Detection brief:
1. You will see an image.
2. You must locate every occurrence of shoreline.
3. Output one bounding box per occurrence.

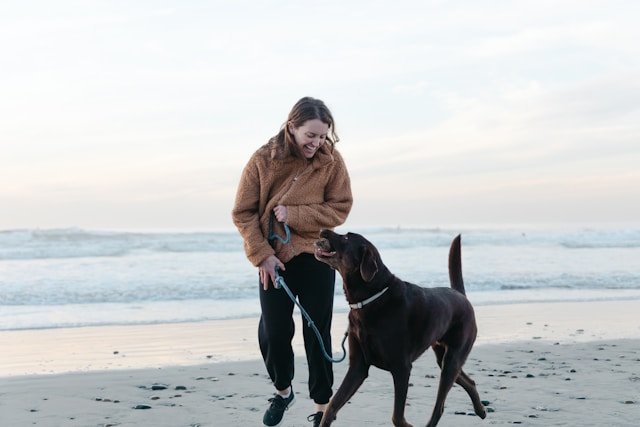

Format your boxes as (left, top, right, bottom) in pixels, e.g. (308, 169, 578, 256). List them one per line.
(1, 299, 639, 378)
(1, 299, 639, 426)
(4, 289, 640, 333)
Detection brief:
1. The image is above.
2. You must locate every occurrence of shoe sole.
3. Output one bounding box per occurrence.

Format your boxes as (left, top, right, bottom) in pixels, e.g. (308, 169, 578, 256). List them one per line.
(263, 395, 295, 427)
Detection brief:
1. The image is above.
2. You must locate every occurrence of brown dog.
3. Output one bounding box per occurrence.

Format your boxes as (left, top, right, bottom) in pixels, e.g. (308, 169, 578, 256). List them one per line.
(314, 230, 486, 427)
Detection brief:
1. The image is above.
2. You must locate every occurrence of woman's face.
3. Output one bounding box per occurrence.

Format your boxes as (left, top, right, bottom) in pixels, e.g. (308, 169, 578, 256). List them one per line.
(289, 119, 329, 159)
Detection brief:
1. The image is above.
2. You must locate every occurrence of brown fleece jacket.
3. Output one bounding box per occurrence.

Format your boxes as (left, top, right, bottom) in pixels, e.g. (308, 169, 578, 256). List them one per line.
(232, 138, 352, 266)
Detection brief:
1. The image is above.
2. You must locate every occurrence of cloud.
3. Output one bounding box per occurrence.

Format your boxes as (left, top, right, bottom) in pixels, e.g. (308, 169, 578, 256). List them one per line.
(468, 22, 609, 58)
(342, 71, 640, 205)
(1, 1, 639, 229)
(392, 81, 430, 96)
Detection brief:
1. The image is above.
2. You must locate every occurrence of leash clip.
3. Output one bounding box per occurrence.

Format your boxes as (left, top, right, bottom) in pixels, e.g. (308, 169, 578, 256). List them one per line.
(274, 274, 284, 289)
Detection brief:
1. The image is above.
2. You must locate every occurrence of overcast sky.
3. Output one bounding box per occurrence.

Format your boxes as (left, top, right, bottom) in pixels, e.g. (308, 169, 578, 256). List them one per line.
(1, 0, 639, 231)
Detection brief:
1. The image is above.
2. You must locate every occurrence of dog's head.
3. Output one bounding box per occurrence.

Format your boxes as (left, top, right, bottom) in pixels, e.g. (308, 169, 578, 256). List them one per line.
(314, 229, 382, 283)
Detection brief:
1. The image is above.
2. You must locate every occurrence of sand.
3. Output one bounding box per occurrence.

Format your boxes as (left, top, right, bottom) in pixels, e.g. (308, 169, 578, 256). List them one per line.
(1, 300, 639, 426)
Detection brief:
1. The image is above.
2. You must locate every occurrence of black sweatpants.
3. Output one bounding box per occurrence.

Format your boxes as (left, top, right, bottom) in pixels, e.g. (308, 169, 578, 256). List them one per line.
(258, 253, 335, 404)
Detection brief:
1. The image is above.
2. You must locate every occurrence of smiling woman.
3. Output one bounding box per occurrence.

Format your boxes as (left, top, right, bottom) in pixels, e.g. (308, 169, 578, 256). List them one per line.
(289, 119, 329, 159)
(231, 96, 353, 426)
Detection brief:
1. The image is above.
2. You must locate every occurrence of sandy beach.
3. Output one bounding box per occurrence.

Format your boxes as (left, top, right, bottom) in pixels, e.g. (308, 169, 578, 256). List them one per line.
(1, 300, 639, 426)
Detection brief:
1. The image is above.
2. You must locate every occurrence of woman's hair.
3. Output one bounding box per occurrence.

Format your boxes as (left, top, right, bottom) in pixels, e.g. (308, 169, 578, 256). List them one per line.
(275, 97, 339, 156)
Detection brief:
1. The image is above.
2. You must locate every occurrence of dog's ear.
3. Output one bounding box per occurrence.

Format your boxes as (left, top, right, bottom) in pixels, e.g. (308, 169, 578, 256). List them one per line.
(360, 245, 378, 282)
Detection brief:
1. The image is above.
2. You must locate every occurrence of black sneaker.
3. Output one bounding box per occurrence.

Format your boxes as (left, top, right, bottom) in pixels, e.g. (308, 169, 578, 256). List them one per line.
(262, 391, 295, 426)
(307, 411, 323, 427)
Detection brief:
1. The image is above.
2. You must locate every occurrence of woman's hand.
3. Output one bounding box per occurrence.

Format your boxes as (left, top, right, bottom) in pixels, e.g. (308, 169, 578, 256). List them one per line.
(259, 255, 286, 290)
(273, 205, 288, 223)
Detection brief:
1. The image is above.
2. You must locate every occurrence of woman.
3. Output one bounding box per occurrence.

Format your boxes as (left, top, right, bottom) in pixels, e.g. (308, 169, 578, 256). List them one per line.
(232, 97, 352, 426)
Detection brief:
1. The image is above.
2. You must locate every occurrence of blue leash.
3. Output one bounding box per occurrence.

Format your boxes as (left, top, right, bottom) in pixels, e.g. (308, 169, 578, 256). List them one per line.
(268, 213, 291, 245)
(268, 214, 347, 364)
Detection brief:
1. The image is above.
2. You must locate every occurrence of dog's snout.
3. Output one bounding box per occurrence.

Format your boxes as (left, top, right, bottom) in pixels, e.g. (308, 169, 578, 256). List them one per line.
(320, 229, 341, 240)
(315, 237, 332, 251)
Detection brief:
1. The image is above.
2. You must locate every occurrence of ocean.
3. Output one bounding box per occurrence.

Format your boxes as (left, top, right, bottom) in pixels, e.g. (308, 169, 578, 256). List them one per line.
(1, 225, 639, 331)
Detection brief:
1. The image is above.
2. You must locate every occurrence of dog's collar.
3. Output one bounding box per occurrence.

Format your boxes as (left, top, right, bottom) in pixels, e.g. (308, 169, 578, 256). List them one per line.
(349, 287, 389, 310)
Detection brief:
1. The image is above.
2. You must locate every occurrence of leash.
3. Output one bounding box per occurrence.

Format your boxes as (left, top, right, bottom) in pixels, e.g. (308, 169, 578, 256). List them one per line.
(268, 213, 347, 363)
(268, 213, 291, 244)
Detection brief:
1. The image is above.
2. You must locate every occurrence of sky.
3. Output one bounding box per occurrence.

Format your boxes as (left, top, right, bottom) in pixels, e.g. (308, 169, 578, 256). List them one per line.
(1, 0, 639, 231)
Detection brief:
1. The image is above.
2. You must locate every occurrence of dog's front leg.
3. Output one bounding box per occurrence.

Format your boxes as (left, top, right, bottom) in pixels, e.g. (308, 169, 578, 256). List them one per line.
(390, 365, 413, 427)
(320, 339, 369, 426)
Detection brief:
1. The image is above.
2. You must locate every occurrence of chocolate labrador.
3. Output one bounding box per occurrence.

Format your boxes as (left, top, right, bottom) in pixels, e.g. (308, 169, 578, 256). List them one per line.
(314, 230, 486, 427)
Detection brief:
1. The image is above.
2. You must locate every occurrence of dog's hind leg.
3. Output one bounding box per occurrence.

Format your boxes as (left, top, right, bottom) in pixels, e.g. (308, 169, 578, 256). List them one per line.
(456, 370, 486, 418)
(431, 342, 446, 368)
(426, 348, 464, 427)
(432, 343, 486, 420)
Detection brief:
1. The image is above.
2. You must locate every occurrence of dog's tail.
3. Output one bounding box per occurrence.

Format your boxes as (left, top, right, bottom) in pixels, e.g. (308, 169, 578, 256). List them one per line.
(448, 234, 466, 295)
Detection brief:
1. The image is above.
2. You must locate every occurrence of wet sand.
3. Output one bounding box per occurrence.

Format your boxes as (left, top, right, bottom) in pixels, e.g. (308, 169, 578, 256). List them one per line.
(1, 300, 639, 426)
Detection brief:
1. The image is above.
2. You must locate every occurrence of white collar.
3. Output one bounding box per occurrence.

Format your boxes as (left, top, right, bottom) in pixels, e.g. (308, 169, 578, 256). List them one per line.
(349, 287, 389, 310)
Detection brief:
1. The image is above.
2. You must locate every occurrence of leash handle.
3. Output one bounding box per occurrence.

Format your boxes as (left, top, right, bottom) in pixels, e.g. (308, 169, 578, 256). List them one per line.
(268, 213, 291, 245)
